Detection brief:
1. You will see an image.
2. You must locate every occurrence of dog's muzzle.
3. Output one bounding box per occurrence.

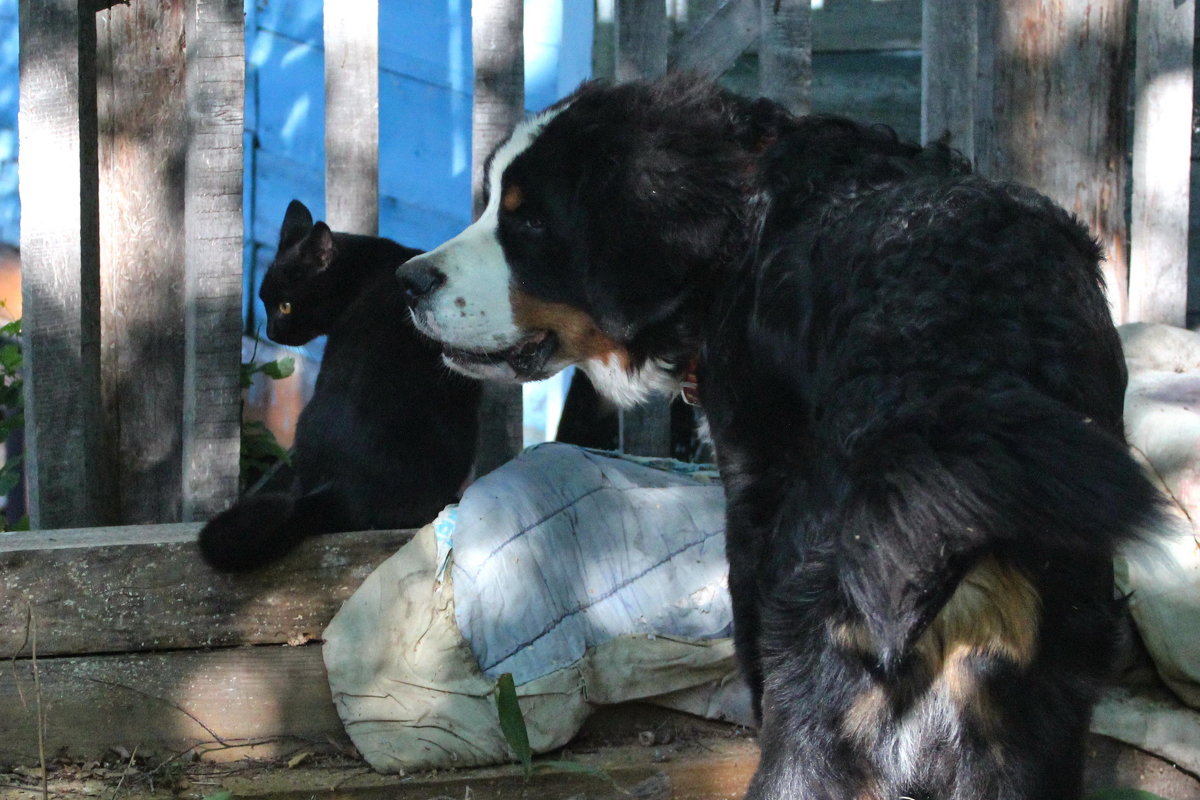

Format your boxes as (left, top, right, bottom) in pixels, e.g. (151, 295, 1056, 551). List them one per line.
(397, 255, 447, 309)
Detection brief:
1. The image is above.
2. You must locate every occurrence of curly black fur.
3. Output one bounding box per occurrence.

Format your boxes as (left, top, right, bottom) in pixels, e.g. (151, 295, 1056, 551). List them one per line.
(432, 76, 1166, 799)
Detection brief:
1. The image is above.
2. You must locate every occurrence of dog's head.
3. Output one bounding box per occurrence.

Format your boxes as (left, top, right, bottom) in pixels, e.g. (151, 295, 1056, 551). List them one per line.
(398, 77, 779, 405)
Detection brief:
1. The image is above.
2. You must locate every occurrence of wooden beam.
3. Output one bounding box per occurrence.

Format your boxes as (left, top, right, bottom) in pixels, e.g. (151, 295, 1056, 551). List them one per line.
(920, 0, 976, 159)
(182, 0, 246, 522)
(97, 0, 189, 522)
(670, 0, 758, 78)
(324, 0, 380, 236)
(759, 0, 812, 115)
(472, 0, 525, 476)
(17, 0, 106, 529)
(1127, 0, 1194, 326)
(612, 0, 672, 457)
(974, 0, 1133, 322)
(0, 645, 347, 764)
(811, 0, 922, 52)
(0, 523, 414, 657)
(616, 0, 668, 81)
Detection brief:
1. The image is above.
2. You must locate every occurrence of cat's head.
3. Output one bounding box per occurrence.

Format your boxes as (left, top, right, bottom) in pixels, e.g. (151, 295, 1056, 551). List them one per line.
(259, 200, 339, 346)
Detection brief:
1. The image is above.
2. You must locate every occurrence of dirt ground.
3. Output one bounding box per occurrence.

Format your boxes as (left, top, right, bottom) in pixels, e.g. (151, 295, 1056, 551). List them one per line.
(1, 704, 1198, 800)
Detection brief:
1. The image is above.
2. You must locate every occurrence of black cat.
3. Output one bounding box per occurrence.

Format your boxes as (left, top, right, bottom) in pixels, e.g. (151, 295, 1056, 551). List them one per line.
(198, 200, 481, 571)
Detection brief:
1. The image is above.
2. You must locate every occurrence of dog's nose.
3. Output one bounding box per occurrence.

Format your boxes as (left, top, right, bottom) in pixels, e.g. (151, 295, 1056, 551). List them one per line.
(397, 258, 447, 306)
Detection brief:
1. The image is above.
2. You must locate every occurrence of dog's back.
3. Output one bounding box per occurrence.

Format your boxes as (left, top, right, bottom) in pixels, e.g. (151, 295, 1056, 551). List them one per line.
(704, 118, 1160, 800)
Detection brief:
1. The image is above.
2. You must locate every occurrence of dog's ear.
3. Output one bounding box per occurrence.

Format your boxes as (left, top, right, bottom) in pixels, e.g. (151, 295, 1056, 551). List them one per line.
(279, 200, 315, 252)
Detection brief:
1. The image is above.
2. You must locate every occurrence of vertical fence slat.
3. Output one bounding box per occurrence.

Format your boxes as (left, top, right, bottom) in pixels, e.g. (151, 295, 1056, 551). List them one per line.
(920, 0, 976, 159)
(17, 0, 105, 528)
(182, 0, 245, 521)
(758, 0, 811, 115)
(96, 1, 189, 523)
(324, 0, 380, 236)
(975, 0, 1132, 322)
(669, 0, 758, 77)
(1128, 0, 1194, 326)
(616, 0, 668, 82)
(613, 0, 671, 457)
(472, 0, 525, 476)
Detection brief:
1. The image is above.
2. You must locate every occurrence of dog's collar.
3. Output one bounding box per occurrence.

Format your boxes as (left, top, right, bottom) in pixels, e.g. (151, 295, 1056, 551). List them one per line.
(679, 358, 701, 407)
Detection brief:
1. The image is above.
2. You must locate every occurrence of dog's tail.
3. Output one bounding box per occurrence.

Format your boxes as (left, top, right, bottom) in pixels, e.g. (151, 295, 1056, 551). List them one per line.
(197, 484, 347, 572)
(833, 388, 1167, 673)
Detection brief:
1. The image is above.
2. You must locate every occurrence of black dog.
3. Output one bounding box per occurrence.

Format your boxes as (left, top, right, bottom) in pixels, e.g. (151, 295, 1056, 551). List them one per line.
(199, 201, 480, 571)
(397, 77, 1162, 799)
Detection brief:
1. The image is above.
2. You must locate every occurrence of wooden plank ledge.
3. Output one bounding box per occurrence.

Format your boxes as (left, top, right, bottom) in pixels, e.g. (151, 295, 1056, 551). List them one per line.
(1, 524, 415, 657)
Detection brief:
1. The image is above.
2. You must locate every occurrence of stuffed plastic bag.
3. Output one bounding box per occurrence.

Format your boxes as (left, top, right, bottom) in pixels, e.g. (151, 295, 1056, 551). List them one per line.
(322, 444, 752, 772)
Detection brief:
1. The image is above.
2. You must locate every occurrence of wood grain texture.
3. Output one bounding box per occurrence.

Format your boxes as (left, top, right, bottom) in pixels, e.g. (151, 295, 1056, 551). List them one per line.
(0, 524, 414, 657)
(324, 0, 380, 236)
(670, 0, 758, 78)
(17, 0, 106, 529)
(471, 0, 525, 476)
(0, 645, 347, 764)
(617, 0, 668, 81)
(1127, 0, 1194, 326)
(97, 0, 188, 523)
(183, 0, 246, 521)
(974, 0, 1133, 321)
(759, 0, 811, 115)
(810, 0, 921, 52)
(920, 0, 976, 157)
(613, 0, 672, 458)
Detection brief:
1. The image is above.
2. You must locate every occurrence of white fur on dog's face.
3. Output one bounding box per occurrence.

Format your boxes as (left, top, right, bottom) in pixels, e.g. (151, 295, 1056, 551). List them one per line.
(402, 109, 562, 382)
(400, 104, 684, 406)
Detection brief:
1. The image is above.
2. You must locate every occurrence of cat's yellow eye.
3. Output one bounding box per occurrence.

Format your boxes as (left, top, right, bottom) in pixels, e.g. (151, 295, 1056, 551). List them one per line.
(279, 301, 292, 315)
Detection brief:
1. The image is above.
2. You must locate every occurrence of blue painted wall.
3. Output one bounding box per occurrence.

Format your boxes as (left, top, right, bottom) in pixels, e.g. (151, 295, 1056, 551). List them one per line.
(0, 0, 592, 305)
(243, 0, 594, 338)
(0, 0, 16, 247)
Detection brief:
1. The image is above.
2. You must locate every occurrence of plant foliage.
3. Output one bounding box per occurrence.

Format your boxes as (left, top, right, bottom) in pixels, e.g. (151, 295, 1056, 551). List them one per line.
(239, 355, 295, 491)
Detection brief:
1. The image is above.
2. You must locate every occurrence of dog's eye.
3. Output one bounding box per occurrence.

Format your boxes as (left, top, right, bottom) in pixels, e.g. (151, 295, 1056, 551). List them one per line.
(521, 216, 545, 233)
(279, 301, 292, 315)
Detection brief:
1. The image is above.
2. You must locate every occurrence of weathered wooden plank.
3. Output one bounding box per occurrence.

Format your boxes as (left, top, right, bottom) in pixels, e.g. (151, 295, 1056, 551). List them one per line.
(811, 0, 922, 52)
(17, 0, 106, 529)
(974, 0, 1133, 322)
(759, 0, 811, 115)
(324, 0, 380, 236)
(1127, 0, 1194, 326)
(670, 0, 758, 78)
(472, 0, 525, 476)
(183, 0, 246, 522)
(0, 645, 347, 764)
(97, 0, 189, 523)
(616, 0, 668, 81)
(0, 524, 414, 657)
(611, 0, 673, 458)
(920, 0, 976, 158)
(619, 400, 671, 458)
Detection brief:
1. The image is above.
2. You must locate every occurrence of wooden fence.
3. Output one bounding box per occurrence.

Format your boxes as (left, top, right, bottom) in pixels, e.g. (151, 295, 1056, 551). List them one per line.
(5, 0, 1195, 762)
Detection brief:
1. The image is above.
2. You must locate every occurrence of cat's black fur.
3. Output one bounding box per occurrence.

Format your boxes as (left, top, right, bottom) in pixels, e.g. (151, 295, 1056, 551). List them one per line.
(198, 200, 481, 571)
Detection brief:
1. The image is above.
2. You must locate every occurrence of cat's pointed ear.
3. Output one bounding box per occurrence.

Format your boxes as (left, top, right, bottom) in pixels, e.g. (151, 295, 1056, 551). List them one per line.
(303, 222, 335, 272)
(279, 200, 315, 251)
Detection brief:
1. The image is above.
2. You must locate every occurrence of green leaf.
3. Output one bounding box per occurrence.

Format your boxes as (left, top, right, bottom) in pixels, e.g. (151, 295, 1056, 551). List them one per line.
(0, 342, 21, 372)
(1086, 790, 1171, 800)
(495, 673, 533, 777)
(0, 318, 22, 337)
(260, 356, 295, 380)
(0, 459, 23, 495)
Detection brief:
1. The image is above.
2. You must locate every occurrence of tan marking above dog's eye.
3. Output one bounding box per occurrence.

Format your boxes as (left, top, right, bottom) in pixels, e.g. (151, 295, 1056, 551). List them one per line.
(279, 301, 292, 315)
(502, 184, 524, 212)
